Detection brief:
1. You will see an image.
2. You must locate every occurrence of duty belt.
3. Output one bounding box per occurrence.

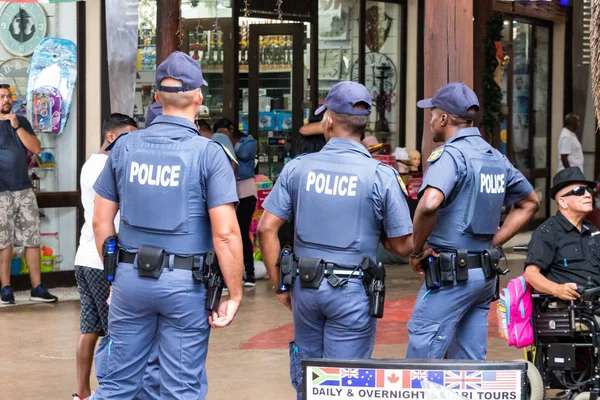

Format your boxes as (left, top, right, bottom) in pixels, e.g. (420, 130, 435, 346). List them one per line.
(322, 263, 363, 279)
(119, 250, 202, 271)
(437, 253, 483, 269)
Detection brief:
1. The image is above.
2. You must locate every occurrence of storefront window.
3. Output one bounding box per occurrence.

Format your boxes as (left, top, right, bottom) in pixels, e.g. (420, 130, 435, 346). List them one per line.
(502, 17, 553, 221)
(317, 0, 358, 104)
(0, 1, 80, 273)
(511, 21, 532, 170)
(237, 16, 310, 182)
(0, 1, 80, 193)
(136, 0, 157, 127)
(182, 1, 232, 123)
(136, 1, 235, 127)
(364, 1, 403, 148)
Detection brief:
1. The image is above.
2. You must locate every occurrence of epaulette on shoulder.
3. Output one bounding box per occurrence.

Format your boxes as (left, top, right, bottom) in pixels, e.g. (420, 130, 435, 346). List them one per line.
(212, 141, 239, 165)
(539, 222, 553, 234)
(427, 146, 445, 163)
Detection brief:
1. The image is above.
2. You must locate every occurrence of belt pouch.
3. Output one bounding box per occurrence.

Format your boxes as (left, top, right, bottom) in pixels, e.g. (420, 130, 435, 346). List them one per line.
(298, 258, 325, 289)
(440, 253, 455, 284)
(137, 245, 165, 279)
(480, 251, 495, 279)
(423, 257, 441, 290)
(455, 249, 469, 282)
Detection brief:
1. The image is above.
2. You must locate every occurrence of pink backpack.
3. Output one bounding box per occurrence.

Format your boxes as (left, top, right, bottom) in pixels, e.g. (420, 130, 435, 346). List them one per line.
(497, 275, 534, 348)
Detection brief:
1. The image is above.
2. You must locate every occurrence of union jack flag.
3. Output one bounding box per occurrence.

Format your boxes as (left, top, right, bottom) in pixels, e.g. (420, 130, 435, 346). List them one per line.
(445, 371, 482, 390)
(341, 369, 360, 379)
(411, 371, 428, 381)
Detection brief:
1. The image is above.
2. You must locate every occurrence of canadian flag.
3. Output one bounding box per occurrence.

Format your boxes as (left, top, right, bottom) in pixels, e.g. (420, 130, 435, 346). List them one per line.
(374, 369, 405, 388)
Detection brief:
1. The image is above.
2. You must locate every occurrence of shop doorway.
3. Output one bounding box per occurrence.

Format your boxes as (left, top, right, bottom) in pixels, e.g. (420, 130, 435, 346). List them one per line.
(247, 23, 306, 182)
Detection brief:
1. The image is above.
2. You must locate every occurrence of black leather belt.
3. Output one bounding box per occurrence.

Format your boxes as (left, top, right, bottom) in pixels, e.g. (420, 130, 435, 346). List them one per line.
(464, 255, 483, 269)
(119, 250, 202, 271)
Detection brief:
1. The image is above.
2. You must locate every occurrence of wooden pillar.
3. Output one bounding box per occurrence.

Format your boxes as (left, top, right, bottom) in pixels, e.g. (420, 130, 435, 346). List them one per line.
(421, 0, 474, 167)
(156, 0, 181, 66)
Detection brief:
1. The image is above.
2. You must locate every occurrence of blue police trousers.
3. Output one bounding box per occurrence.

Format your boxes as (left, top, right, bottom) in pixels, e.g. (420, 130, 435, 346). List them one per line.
(289, 279, 377, 400)
(95, 335, 160, 399)
(94, 264, 211, 400)
(406, 268, 496, 360)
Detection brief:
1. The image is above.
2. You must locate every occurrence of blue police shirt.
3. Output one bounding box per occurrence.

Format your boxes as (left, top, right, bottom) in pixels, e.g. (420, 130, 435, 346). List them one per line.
(94, 115, 239, 254)
(264, 138, 412, 266)
(419, 127, 533, 251)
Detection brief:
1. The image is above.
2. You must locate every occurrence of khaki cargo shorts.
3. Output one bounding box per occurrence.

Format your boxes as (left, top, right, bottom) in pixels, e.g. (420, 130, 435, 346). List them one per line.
(0, 188, 40, 249)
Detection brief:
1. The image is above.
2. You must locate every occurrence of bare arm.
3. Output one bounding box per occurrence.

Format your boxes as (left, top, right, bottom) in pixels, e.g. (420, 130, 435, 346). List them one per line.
(208, 203, 244, 328)
(382, 235, 413, 257)
(560, 154, 570, 169)
(209, 203, 243, 302)
(92, 195, 119, 259)
(257, 211, 291, 310)
(524, 265, 579, 300)
(257, 212, 286, 288)
(412, 187, 444, 254)
(17, 127, 41, 155)
(492, 191, 539, 247)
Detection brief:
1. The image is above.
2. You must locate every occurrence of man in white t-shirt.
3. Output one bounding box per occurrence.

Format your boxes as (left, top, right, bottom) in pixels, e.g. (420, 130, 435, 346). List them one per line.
(73, 114, 137, 400)
(558, 113, 584, 171)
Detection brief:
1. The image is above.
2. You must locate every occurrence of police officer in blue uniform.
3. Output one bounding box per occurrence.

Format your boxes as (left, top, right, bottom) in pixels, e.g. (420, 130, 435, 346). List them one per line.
(257, 81, 413, 399)
(92, 51, 244, 399)
(406, 82, 539, 360)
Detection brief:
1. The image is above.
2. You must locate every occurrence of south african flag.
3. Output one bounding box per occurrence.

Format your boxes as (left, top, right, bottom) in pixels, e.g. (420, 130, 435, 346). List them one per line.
(312, 367, 341, 386)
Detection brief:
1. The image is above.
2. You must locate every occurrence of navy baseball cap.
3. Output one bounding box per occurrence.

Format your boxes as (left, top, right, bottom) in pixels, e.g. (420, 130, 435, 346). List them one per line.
(315, 81, 372, 116)
(155, 51, 208, 93)
(417, 82, 479, 119)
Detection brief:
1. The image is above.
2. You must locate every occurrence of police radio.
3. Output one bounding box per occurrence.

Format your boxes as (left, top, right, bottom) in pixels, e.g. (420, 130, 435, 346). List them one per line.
(102, 236, 119, 283)
(278, 246, 295, 292)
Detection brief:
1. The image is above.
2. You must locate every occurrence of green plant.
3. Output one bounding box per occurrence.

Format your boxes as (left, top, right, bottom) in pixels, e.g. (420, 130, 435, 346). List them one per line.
(482, 13, 504, 139)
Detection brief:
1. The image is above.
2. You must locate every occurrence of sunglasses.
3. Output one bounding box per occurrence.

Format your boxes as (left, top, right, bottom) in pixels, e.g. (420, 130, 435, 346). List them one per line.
(560, 186, 593, 198)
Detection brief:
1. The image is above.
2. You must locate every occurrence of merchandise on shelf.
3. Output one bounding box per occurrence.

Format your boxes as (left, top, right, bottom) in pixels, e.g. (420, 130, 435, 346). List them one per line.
(27, 38, 78, 135)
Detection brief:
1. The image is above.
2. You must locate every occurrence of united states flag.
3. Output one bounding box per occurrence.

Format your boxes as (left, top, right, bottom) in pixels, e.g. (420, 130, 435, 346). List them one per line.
(481, 371, 518, 390)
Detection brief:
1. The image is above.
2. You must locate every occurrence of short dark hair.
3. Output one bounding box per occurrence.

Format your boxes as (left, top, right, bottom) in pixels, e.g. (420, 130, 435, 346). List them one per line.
(329, 102, 370, 137)
(0, 84, 10, 90)
(196, 119, 211, 132)
(101, 113, 137, 142)
(565, 113, 579, 127)
(297, 134, 326, 154)
(213, 117, 235, 133)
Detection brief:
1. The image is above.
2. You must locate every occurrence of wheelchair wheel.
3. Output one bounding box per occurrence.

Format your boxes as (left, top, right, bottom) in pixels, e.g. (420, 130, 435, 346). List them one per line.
(573, 392, 591, 400)
(524, 360, 544, 400)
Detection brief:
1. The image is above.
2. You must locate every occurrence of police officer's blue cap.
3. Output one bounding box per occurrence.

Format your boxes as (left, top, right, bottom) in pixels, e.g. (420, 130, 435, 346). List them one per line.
(417, 82, 479, 119)
(315, 81, 372, 116)
(155, 51, 208, 93)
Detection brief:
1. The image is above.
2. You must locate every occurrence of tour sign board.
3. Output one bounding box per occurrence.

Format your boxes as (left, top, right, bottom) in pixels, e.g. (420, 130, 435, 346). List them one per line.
(303, 359, 527, 400)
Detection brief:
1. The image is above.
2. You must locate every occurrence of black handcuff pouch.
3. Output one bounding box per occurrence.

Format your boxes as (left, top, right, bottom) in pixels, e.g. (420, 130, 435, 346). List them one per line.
(440, 253, 455, 284)
(137, 245, 164, 279)
(298, 258, 324, 289)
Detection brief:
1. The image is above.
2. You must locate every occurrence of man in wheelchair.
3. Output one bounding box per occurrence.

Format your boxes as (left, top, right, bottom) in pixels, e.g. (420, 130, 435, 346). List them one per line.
(522, 167, 600, 398)
(524, 167, 599, 299)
